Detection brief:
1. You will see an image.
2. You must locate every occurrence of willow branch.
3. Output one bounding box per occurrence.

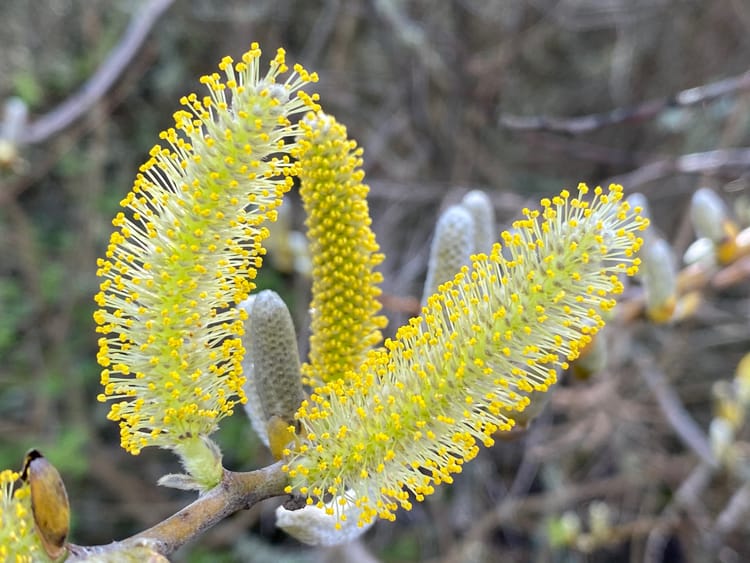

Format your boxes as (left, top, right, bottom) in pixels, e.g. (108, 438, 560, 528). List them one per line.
(67, 462, 288, 559)
(19, 0, 175, 145)
(500, 69, 750, 134)
(607, 147, 750, 188)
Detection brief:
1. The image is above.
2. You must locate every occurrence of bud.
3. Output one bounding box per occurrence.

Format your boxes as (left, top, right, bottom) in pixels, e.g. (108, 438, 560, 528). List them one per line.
(22, 450, 69, 560)
(690, 188, 739, 264)
(1, 97, 28, 143)
(709, 417, 735, 464)
(560, 511, 582, 544)
(587, 501, 611, 542)
(238, 295, 268, 448)
(0, 97, 28, 170)
(683, 237, 717, 269)
(639, 237, 677, 323)
(422, 205, 475, 306)
(712, 380, 744, 430)
(461, 189, 496, 254)
(248, 290, 305, 459)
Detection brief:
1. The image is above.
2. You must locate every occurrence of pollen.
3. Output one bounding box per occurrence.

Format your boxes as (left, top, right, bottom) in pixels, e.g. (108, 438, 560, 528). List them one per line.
(93, 44, 319, 455)
(283, 183, 647, 527)
(295, 112, 387, 386)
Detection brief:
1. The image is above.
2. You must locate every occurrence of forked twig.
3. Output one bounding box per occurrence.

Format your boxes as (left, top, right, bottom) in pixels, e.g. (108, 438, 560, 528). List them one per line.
(19, 0, 175, 145)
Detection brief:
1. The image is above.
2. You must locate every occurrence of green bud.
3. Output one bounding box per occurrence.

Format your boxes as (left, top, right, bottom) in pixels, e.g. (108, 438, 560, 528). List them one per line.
(275, 491, 374, 546)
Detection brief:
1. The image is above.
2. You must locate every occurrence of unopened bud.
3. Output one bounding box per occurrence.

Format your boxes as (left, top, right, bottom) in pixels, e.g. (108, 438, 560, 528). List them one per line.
(461, 189, 496, 254)
(712, 380, 744, 430)
(249, 290, 305, 459)
(422, 205, 475, 306)
(560, 511, 582, 544)
(640, 237, 677, 323)
(0, 98, 28, 170)
(588, 501, 611, 541)
(22, 450, 69, 560)
(690, 188, 739, 264)
(1, 98, 28, 142)
(275, 491, 375, 546)
(691, 188, 728, 241)
(709, 416, 735, 463)
(239, 295, 269, 448)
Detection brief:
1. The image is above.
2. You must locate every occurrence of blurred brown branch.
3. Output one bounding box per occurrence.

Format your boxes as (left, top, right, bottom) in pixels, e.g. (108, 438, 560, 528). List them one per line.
(500, 69, 750, 135)
(608, 148, 750, 188)
(18, 0, 174, 145)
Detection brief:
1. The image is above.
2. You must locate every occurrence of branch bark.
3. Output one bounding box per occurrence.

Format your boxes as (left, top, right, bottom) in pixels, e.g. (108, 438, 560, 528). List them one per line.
(19, 0, 175, 146)
(67, 462, 288, 559)
(500, 69, 750, 134)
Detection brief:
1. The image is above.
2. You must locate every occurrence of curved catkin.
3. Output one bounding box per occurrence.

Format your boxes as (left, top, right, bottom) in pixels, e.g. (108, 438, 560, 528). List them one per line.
(283, 184, 648, 527)
(421, 205, 476, 307)
(93, 44, 319, 456)
(295, 111, 387, 386)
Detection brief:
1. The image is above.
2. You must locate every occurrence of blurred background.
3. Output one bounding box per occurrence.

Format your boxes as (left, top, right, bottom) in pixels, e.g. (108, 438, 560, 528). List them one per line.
(2, 1, 750, 561)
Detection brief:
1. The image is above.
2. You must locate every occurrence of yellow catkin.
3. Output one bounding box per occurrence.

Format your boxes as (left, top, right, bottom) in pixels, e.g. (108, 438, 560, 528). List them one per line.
(295, 112, 387, 385)
(283, 184, 648, 527)
(93, 44, 319, 455)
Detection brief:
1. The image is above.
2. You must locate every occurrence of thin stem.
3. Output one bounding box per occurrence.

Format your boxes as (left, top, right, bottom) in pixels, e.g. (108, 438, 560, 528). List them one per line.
(20, 0, 175, 145)
(500, 69, 750, 134)
(67, 462, 288, 559)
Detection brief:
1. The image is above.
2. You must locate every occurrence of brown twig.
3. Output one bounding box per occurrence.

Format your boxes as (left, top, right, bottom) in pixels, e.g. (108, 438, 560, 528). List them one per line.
(18, 0, 175, 146)
(500, 69, 750, 134)
(67, 462, 288, 559)
(607, 148, 750, 189)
